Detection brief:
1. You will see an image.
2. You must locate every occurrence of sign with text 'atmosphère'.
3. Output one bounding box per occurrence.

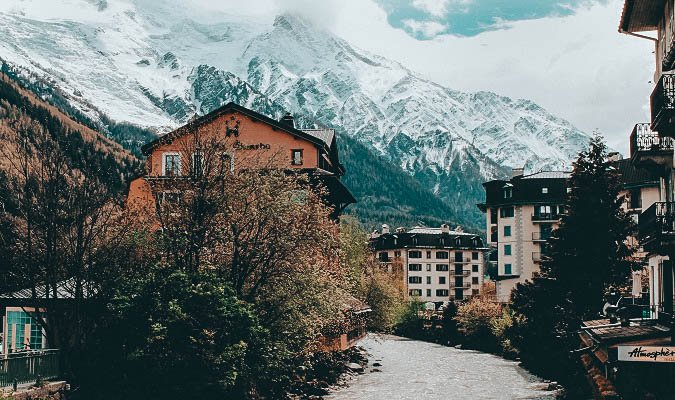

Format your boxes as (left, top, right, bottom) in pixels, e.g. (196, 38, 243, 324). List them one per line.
(617, 346, 675, 362)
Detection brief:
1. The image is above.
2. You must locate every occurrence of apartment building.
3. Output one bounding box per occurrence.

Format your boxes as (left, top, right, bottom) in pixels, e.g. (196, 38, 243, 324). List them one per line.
(370, 225, 487, 304)
(575, 3, 675, 396)
(620, 0, 675, 326)
(478, 170, 569, 303)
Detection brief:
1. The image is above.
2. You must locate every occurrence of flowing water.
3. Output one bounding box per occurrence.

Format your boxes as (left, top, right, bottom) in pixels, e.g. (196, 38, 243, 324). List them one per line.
(327, 335, 562, 400)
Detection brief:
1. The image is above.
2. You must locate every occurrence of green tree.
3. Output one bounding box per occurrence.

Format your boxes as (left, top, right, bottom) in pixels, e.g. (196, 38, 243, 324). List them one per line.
(542, 133, 635, 323)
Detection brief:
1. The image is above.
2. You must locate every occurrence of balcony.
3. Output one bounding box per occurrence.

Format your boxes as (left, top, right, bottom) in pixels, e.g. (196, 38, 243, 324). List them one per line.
(532, 232, 551, 242)
(651, 74, 675, 138)
(629, 123, 674, 167)
(453, 270, 471, 277)
(531, 213, 562, 222)
(0, 349, 60, 387)
(638, 202, 675, 254)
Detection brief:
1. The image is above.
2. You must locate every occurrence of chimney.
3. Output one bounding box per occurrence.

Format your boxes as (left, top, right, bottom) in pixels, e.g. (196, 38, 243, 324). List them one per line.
(395, 227, 407, 233)
(511, 167, 524, 178)
(280, 112, 295, 128)
(454, 226, 463, 233)
(381, 224, 390, 234)
(441, 224, 450, 234)
(370, 229, 381, 239)
(607, 152, 622, 162)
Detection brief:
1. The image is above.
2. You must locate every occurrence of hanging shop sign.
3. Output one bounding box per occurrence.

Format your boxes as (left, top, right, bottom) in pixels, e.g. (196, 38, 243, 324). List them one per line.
(617, 346, 675, 363)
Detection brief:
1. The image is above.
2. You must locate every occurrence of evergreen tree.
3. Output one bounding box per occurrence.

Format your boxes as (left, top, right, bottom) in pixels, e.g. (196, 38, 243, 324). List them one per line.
(543, 132, 635, 323)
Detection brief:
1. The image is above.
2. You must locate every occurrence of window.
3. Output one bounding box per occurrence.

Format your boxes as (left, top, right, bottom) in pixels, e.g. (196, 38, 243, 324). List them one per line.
(472, 289, 480, 296)
(409, 289, 422, 297)
(454, 264, 463, 274)
(504, 263, 512, 275)
(436, 264, 449, 272)
(408, 264, 422, 271)
(629, 189, 642, 209)
(426, 264, 432, 271)
(504, 244, 512, 256)
(408, 276, 422, 284)
(436, 251, 449, 259)
(542, 187, 549, 194)
(455, 289, 464, 300)
(291, 149, 303, 165)
(163, 153, 180, 176)
(504, 186, 513, 199)
(6, 311, 43, 352)
(409, 251, 422, 258)
(472, 265, 479, 273)
(191, 151, 203, 177)
(394, 251, 401, 258)
(472, 251, 479, 260)
(426, 251, 432, 258)
(378, 252, 389, 262)
(426, 276, 431, 284)
(439, 276, 446, 284)
(454, 252, 464, 262)
(436, 289, 449, 297)
(221, 152, 234, 172)
(159, 191, 182, 206)
(504, 226, 512, 237)
(500, 207, 514, 218)
(472, 277, 479, 285)
(426, 289, 432, 297)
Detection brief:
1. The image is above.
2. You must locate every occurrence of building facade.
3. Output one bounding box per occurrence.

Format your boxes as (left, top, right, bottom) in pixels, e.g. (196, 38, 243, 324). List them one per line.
(621, 0, 675, 328)
(126, 102, 355, 219)
(370, 225, 487, 304)
(478, 170, 570, 303)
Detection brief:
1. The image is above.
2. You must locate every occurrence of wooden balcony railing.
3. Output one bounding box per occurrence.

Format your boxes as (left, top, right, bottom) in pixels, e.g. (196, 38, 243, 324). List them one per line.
(651, 74, 675, 138)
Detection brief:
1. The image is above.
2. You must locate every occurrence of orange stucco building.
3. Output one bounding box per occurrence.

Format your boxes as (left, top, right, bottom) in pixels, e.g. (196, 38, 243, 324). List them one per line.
(126, 102, 355, 218)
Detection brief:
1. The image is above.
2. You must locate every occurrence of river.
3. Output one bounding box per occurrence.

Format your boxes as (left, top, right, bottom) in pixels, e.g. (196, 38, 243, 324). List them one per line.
(327, 335, 562, 400)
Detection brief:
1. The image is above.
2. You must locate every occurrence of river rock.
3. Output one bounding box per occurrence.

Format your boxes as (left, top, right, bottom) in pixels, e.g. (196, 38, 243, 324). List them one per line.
(372, 362, 382, 367)
(454, 344, 462, 349)
(345, 362, 364, 373)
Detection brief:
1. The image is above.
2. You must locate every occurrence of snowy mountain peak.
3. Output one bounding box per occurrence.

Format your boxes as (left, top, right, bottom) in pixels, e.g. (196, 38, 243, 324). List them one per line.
(0, 1, 591, 225)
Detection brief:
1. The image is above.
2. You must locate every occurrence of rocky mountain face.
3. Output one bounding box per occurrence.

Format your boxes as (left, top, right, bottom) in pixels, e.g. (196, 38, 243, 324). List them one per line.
(0, 0, 591, 228)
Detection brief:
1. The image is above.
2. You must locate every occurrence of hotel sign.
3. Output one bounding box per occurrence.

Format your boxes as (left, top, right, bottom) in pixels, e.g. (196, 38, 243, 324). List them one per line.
(233, 140, 271, 150)
(617, 346, 675, 363)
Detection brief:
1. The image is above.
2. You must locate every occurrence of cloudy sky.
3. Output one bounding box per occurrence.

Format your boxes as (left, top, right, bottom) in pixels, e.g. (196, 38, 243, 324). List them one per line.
(200, 0, 654, 154)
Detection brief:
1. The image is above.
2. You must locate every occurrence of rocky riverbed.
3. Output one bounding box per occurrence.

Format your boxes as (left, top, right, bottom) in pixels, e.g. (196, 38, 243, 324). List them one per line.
(327, 334, 563, 400)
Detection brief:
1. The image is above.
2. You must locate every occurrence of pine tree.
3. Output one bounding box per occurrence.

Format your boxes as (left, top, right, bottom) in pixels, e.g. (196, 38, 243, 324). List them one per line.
(542, 132, 636, 323)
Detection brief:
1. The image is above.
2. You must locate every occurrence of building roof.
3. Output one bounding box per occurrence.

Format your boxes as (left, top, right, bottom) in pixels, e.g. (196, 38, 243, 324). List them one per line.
(612, 158, 660, 188)
(407, 227, 474, 236)
(520, 171, 572, 180)
(480, 170, 569, 209)
(141, 102, 332, 156)
(0, 278, 97, 302)
(371, 228, 486, 251)
(619, 0, 664, 33)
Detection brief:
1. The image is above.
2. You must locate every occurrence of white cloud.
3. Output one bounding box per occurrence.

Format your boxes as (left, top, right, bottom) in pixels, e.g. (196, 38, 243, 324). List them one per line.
(325, 0, 652, 155)
(411, 0, 472, 17)
(402, 19, 448, 38)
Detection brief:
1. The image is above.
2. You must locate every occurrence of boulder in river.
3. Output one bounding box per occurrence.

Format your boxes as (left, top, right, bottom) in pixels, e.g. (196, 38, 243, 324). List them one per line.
(344, 362, 364, 373)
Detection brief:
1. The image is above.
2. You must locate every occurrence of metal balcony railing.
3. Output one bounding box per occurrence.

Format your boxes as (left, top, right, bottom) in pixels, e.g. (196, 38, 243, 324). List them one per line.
(453, 270, 471, 277)
(638, 202, 675, 252)
(651, 74, 675, 137)
(531, 213, 562, 222)
(0, 349, 59, 387)
(630, 123, 674, 157)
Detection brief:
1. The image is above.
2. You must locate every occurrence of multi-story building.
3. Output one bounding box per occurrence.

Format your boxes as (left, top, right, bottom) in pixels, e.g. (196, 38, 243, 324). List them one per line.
(478, 169, 569, 303)
(126, 102, 355, 219)
(620, 0, 675, 327)
(370, 225, 487, 304)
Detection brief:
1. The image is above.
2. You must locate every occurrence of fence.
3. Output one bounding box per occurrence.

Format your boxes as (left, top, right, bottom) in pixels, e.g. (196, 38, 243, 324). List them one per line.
(0, 349, 59, 387)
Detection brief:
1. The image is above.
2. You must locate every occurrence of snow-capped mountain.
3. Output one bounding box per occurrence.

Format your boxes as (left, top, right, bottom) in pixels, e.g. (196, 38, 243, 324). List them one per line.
(0, 0, 591, 227)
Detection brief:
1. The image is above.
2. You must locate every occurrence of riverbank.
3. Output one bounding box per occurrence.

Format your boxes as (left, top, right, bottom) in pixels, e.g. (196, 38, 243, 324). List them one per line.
(327, 334, 562, 400)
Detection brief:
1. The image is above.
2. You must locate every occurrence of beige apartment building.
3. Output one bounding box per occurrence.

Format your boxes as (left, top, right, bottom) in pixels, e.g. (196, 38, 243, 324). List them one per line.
(478, 170, 569, 303)
(370, 225, 487, 304)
